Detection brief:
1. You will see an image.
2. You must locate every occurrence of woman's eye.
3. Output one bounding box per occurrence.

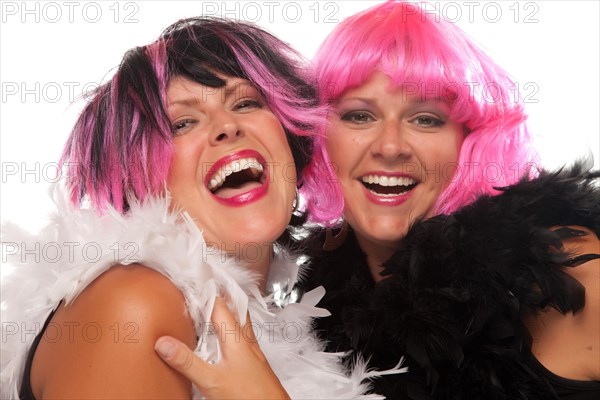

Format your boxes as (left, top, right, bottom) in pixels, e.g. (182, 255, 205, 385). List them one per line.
(340, 111, 374, 124)
(410, 115, 444, 128)
(234, 99, 262, 111)
(171, 118, 197, 136)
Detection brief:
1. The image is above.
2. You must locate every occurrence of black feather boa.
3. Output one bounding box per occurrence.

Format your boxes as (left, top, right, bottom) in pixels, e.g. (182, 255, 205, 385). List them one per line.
(299, 165, 600, 399)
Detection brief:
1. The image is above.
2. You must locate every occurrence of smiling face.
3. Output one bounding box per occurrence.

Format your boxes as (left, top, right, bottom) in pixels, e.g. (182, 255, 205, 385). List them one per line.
(326, 72, 464, 262)
(166, 76, 296, 263)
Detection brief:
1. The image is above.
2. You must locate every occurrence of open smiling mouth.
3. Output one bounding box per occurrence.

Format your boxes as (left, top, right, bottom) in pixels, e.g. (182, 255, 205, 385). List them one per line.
(208, 158, 265, 197)
(205, 151, 269, 206)
(360, 175, 418, 197)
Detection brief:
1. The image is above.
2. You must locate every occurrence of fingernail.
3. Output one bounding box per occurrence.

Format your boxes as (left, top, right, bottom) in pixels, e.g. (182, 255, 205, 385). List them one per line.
(155, 337, 176, 358)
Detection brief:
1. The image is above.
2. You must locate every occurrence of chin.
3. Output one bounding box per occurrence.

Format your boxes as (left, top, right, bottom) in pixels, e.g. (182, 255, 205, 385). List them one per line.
(366, 223, 411, 245)
(235, 216, 289, 244)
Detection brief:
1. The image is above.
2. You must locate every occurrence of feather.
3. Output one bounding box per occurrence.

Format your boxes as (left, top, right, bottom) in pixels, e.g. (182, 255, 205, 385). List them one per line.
(1, 186, 397, 399)
(300, 163, 600, 399)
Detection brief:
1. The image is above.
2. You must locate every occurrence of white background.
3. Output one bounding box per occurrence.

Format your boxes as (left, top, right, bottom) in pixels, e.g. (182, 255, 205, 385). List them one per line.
(1, 0, 599, 234)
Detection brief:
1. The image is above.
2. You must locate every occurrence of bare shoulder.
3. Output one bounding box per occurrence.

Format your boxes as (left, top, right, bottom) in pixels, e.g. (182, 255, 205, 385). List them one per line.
(528, 226, 599, 380)
(560, 226, 600, 281)
(31, 264, 197, 399)
(560, 226, 599, 334)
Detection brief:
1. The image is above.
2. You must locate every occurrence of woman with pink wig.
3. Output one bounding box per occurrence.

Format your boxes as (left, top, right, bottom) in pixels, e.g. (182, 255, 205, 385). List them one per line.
(299, 1, 600, 399)
(1, 17, 382, 400)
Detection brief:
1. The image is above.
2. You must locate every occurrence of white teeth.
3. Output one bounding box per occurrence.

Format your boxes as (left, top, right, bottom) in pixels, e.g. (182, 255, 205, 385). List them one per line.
(367, 190, 400, 197)
(208, 157, 264, 191)
(360, 175, 416, 187)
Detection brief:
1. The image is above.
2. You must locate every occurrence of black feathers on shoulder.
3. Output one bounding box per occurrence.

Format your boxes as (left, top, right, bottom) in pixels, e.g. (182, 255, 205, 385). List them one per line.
(302, 164, 600, 399)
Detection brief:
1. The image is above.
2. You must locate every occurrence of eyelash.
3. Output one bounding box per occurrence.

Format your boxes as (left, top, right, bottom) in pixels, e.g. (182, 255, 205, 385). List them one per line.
(171, 118, 197, 136)
(409, 115, 445, 128)
(340, 111, 445, 129)
(340, 111, 375, 124)
(170, 98, 264, 136)
(234, 98, 262, 111)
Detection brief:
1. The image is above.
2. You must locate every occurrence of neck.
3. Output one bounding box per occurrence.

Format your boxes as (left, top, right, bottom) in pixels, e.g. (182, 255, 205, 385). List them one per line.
(235, 242, 273, 293)
(355, 235, 397, 283)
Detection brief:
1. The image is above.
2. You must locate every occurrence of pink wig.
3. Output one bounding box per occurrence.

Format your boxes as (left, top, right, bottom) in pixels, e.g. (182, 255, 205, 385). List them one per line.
(302, 0, 539, 224)
(60, 18, 322, 213)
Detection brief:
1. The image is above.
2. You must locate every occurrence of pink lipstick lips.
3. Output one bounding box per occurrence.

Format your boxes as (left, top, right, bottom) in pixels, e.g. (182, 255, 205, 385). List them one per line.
(359, 171, 418, 206)
(205, 149, 269, 207)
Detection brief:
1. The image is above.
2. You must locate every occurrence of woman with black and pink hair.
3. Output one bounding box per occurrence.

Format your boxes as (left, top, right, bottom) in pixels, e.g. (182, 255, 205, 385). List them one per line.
(0, 17, 384, 400)
(298, 1, 600, 399)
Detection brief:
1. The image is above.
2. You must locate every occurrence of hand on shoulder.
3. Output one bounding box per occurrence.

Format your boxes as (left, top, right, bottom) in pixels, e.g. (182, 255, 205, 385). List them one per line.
(154, 298, 290, 400)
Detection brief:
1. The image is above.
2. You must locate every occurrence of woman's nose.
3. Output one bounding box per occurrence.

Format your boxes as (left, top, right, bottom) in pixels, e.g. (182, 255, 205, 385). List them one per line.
(370, 120, 412, 160)
(208, 112, 243, 146)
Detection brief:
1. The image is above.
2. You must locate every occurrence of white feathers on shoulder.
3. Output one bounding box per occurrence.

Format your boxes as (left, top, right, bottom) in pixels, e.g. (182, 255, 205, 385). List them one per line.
(1, 188, 398, 399)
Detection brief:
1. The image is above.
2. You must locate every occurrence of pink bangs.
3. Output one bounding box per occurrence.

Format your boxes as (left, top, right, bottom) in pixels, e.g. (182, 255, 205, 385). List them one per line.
(303, 0, 538, 224)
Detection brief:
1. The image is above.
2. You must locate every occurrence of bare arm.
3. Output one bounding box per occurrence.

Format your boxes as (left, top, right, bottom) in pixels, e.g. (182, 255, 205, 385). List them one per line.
(30, 264, 197, 399)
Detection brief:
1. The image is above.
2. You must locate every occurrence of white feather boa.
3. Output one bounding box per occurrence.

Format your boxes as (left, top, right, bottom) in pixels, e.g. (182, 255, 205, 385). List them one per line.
(1, 190, 400, 399)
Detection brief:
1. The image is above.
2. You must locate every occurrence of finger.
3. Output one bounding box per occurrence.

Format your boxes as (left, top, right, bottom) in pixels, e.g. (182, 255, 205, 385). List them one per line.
(155, 336, 210, 387)
(242, 310, 258, 344)
(211, 298, 242, 349)
(241, 311, 267, 361)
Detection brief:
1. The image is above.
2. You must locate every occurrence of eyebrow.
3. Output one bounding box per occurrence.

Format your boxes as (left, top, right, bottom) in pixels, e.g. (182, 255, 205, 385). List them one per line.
(168, 81, 255, 108)
(337, 96, 444, 106)
(168, 97, 201, 108)
(224, 81, 253, 95)
(335, 97, 377, 106)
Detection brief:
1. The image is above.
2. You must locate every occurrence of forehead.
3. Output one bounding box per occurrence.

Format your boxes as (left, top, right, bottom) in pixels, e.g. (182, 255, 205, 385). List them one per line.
(336, 72, 394, 98)
(336, 72, 448, 107)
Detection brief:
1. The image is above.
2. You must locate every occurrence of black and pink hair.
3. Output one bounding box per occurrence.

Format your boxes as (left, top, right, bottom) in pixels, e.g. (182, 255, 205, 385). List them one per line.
(60, 17, 322, 213)
(302, 1, 539, 224)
